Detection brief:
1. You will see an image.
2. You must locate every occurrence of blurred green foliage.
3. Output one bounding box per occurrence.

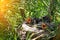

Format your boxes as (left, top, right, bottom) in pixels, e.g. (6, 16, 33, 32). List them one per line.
(25, 0, 50, 18)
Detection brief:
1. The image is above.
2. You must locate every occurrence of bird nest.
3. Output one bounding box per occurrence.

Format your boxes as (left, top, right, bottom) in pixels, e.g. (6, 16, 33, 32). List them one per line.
(19, 16, 58, 40)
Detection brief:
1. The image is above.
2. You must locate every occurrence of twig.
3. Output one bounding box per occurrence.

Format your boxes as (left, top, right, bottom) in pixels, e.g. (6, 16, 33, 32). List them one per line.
(32, 34, 45, 40)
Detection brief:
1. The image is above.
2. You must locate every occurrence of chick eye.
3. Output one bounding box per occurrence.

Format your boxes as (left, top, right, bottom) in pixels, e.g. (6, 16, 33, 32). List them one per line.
(42, 24, 46, 27)
(42, 23, 47, 29)
(25, 17, 31, 24)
